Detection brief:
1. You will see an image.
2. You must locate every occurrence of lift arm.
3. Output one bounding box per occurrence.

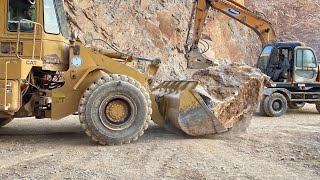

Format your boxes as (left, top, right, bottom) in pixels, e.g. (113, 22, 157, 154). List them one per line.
(185, 0, 276, 69)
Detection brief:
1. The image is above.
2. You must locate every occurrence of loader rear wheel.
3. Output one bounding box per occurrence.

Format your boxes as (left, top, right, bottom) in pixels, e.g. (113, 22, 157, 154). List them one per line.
(0, 118, 13, 127)
(79, 74, 151, 145)
(288, 102, 305, 109)
(263, 93, 287, 117)
(316, 103, 320, 113)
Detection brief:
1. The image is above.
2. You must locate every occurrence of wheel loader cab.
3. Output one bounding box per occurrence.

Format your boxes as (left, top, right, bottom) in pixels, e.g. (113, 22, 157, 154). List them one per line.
(257, 42, 319, 84)
(1, 0, 70, 70)
(8, 1, 36, 32)
(0, 0, 71, 115)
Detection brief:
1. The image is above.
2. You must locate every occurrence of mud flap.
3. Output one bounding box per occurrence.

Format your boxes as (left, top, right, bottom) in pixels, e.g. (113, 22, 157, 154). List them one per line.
(152, 81, 227, 136)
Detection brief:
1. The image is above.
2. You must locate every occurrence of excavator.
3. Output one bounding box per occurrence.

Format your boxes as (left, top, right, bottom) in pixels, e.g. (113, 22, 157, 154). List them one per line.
(185, 0, 320, 117)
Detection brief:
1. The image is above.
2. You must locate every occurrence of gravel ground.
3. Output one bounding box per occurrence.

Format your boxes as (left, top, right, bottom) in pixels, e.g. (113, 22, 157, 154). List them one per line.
(0, 104, 319, 179)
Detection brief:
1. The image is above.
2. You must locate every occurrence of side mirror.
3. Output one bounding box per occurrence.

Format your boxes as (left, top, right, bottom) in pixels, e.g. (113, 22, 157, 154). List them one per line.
(71, 31, 79, 41)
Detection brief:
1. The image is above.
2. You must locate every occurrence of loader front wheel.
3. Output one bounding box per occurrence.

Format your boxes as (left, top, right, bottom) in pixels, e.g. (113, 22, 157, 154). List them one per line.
(0, 118, 13, 127)
(79, 74, 151, 145)
(263, 93, 287, 117)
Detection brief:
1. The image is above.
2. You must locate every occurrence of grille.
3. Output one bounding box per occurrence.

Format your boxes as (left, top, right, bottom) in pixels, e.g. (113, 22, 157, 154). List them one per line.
(0, 42, 23, 56)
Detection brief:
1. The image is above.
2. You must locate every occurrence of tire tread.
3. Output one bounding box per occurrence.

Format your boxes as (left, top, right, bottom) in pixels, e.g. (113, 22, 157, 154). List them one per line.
(79, 74, 151, 145)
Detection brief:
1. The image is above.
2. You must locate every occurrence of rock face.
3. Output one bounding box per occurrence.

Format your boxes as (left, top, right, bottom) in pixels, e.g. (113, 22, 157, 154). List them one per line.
(64, 0, 260, 82)
(64, 0, 319, 75)
(246, 0, 320, 59)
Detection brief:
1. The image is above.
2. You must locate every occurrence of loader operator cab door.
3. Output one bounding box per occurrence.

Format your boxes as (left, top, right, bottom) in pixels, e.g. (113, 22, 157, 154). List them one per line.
(5, 0, 70, 72)
(7, 0, 69, 37)
(293, 47, 318, 83)
(8, 0, 37, 32)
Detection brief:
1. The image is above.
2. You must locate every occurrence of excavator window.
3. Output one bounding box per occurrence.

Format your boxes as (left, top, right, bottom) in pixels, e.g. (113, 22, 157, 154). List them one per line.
(257, 45, 272, 73)
(7, 0, 36, 32)
(296, 49, 317, 68)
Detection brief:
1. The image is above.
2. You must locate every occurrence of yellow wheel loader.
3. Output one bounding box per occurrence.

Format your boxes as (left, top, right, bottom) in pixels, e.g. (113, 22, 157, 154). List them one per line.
(0, 0, 228, 145)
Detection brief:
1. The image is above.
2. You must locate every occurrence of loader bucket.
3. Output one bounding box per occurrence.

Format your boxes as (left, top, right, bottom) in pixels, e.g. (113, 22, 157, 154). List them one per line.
(152, 81, 227, 136)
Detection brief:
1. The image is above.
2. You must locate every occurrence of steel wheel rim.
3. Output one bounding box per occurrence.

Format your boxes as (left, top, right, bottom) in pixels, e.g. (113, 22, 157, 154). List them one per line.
(98, 94, 137, 130)
(272, 100, 283, 112)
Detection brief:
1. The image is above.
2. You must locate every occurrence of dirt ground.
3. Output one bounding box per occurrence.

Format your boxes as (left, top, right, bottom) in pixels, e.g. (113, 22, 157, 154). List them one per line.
(0, 104, 319, 180)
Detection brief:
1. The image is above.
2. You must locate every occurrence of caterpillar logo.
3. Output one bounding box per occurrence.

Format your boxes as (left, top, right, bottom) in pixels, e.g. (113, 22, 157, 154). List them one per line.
(26, 60, 37, 65)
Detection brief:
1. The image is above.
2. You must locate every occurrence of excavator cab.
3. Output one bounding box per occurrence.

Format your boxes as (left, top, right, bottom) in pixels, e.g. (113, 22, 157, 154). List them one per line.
(257, 42, 320, 117)
(257, 42, 319, 84)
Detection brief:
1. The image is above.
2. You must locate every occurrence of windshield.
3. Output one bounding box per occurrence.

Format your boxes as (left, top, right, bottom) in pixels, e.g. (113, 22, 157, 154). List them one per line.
(44, 0, 60, 34)
(7, 0, 37, 32)
(257, 46, 273, 73)
(43, 0, 69, 38)
(55, 0, 69, 38)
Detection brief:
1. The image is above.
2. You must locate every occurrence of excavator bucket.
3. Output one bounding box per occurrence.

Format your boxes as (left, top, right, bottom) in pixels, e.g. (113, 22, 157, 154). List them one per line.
(152, 81, 227, 136)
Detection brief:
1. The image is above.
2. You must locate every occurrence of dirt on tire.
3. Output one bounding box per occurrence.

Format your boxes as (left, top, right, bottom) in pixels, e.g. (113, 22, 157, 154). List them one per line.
(79, 74, 151, 145)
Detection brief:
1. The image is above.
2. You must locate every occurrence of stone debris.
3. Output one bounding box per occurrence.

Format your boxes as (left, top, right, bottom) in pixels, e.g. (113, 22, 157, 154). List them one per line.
(190, 63, 269, 129)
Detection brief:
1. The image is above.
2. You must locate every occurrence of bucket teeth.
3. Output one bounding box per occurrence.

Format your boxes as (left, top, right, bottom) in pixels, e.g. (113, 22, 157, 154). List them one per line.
(152, 81, 227, 136)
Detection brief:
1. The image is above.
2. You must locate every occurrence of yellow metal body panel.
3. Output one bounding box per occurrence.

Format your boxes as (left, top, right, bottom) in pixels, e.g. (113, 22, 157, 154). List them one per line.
(0, 80, 21, 113)
(50, 42, 152, 120)
(0, 0, 69, 80)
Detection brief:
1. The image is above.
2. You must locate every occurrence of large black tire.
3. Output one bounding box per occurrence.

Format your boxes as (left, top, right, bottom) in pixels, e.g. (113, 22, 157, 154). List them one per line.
(258, 96, 267, 116)
(0, 118, 13, 127)
(316, 103, 320, 113)
(79, 74, 151, 145)
(263, 93, 288, 117)
(288, 102, 306, 109)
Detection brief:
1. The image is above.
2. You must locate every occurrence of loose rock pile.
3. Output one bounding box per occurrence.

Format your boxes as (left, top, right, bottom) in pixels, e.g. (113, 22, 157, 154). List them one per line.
(191, 63, 269, 129)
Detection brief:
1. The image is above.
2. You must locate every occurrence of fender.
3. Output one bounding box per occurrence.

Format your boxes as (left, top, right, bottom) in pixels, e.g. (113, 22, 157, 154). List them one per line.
(264, 87, 291, 99)
(73, 66, 106, 91)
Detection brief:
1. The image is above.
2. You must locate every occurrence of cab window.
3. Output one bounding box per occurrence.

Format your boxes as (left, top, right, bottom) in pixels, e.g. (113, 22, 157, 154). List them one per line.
(257, 45, 272, 73)
(44, 0, 60, 34)
(296, 49, 317, 68)
(7, 0, 36, 32)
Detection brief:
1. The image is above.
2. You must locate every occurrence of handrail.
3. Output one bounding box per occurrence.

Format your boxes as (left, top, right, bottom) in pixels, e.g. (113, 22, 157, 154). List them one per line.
(0, 61, 17, 110)
(16, 19, 44, 60)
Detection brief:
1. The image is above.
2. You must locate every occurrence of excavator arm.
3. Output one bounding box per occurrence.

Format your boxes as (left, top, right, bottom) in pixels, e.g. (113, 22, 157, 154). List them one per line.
(185, 0, 276, 69)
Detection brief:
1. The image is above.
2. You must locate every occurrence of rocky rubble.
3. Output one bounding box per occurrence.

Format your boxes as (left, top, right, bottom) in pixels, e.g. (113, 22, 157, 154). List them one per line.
(190, 63, 268, 129)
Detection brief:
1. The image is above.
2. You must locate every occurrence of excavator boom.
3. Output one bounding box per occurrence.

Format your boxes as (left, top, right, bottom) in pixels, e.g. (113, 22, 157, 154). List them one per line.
(185, 0, 276, 69)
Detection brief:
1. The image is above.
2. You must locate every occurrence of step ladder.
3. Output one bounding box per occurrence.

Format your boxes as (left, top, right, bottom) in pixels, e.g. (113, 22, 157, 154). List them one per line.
(0, 61, 17, 111)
